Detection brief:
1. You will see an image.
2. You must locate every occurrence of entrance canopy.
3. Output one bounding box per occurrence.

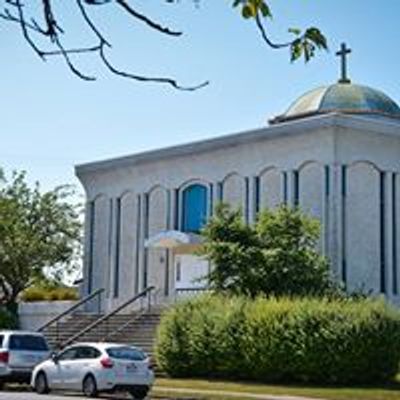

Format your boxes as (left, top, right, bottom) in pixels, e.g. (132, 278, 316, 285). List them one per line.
(145, 230, 203, 254)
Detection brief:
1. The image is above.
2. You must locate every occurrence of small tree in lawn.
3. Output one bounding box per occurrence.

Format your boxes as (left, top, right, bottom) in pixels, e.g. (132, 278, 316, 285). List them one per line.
(201, 203, 334, 297)
(0, 169, 82, 312)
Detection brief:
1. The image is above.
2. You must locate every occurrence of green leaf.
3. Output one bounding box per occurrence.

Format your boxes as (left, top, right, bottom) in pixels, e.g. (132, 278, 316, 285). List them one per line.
(242, 4, 255, 19)
(290, 39, 302, 62)
(259, 2, 272, 18)
(288, 27, 301, 36)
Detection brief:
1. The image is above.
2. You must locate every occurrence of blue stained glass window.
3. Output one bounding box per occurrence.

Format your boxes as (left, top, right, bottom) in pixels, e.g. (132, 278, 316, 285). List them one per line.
(182, 184, 208, 233)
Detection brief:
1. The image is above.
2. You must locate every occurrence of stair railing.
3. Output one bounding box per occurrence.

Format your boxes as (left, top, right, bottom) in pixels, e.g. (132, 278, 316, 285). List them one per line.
(100, 308, 147, 342)
(37, 288, 105, 346)
(61, 286, 155, 348)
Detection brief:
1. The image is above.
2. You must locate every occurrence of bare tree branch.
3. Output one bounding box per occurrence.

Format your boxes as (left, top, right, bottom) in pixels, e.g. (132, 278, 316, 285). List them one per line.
(115, 0, 182, 37)
(99, 44, 209, 91)
(1, 1, 325, 89)
(0, 0, 202, 89)
(76, 0, 111, 47)
(12, 0, 46, 59)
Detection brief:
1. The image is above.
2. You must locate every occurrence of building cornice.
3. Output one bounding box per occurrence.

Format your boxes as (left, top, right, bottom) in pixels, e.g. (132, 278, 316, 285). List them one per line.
(75, 113, 400, 177)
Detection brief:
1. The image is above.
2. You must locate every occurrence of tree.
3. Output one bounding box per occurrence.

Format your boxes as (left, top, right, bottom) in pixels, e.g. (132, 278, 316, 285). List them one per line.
(200, 203, 334, 297)
(0, 0, 327, 89)
(0, 169, 82, 310)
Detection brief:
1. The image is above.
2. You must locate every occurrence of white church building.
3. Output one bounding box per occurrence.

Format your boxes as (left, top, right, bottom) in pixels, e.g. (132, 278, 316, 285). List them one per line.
(76, 45, 400, 310)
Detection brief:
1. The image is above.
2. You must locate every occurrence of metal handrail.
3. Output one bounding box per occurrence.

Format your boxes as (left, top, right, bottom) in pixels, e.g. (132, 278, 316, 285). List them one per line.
(61, 286, 155, 348)
(100, 308, 147, 342)
(37, 287, 105, 332)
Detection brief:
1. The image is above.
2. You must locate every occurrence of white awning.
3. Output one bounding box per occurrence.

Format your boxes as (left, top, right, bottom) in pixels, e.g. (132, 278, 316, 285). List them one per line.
(145, 230, 203, 251)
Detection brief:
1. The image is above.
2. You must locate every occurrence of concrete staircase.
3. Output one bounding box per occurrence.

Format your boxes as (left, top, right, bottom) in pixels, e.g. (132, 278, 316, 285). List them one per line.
(41, 307, 164, 359)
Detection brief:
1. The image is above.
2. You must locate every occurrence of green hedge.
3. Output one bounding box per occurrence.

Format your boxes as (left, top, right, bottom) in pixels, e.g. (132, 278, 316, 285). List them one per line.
(155, 295, 400, 384)
(0, 307, 18, 329)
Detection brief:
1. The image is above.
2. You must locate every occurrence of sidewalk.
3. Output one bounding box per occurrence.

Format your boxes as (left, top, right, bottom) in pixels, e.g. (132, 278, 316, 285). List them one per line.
(153, 386, 325, 400)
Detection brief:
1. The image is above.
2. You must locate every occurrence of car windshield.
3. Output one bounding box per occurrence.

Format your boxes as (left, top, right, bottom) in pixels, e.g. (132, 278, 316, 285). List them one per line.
(9, 335, 48, 351)
(106, 346, 146, 361)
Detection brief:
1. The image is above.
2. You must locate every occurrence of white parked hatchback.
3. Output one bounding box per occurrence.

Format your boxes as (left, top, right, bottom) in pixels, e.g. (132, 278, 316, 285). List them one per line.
(31, 342, 154, 399)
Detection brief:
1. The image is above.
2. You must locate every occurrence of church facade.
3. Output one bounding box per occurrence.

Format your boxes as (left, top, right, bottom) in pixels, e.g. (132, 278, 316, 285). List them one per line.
(76, 65, 400, 310)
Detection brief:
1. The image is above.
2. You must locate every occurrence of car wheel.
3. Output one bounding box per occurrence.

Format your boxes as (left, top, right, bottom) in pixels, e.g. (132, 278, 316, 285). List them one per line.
(34, 372, 50, 394)
(129, 388, 149, 400)
(82, 374, 98, 398)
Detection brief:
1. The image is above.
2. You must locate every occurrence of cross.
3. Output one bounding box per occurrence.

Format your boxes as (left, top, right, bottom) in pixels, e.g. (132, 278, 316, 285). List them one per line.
(336, 42, 352, 84)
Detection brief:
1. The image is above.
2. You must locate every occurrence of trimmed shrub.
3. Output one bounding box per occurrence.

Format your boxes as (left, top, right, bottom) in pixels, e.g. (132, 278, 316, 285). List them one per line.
(155, 295, 400, 384)
(21, 285, 78, 302)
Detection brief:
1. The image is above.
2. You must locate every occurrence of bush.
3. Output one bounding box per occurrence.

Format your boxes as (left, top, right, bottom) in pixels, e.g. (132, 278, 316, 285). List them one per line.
(155, 295, 400, 384)
(21, 285, 78, 302)
(200, 204, 336, 298)
(0, 307, 18, 329)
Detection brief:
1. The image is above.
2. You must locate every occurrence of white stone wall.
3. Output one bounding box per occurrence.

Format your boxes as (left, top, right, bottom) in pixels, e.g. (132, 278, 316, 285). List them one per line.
(222, 173, 246, 211)
(76, 115, 400, 309)
(259, 167, 282, 209)
(147, 187, 169, 297)
(346, 162, 381, 293)
(18, 301, 77, 331)
(119, 192, 137, 298)
(298, 162, 326, 251)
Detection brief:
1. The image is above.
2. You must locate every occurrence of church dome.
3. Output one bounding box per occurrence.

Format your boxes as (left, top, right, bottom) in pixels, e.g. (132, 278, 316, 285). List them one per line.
(270, 83, 400, 124)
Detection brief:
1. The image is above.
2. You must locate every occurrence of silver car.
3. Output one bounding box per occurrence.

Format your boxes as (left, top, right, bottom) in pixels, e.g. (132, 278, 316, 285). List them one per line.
(0, 330, 50, 388)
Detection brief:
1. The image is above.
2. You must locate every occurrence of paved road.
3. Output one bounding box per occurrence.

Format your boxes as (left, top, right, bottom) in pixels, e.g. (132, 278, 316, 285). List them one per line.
(0, 391, 135, 400)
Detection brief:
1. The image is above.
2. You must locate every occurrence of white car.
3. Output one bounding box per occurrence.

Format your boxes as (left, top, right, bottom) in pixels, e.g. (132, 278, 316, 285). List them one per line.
(31, 342, 154, 399)
(0, 330, 50, 388)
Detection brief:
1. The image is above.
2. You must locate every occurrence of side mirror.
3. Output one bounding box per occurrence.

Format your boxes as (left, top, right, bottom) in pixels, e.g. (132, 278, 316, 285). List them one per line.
(51, 352, 59, 364)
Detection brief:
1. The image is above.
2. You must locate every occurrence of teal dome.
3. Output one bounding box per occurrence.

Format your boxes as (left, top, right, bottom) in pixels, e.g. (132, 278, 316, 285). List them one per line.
(271, 83, 400, 124)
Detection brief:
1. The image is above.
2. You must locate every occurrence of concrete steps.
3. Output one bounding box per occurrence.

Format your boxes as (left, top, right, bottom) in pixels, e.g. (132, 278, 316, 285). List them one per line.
(41, 308, 164, 359)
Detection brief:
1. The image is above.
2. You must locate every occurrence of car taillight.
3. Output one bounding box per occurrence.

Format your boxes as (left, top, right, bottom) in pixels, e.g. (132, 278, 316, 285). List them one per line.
(148, 356, 155, 370)
(100, 357, 113, 369)
(0, 351, 9, 364)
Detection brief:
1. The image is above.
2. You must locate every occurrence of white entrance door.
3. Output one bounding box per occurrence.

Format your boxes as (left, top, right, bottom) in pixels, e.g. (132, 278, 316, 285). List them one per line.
(175, 255, 209, 294)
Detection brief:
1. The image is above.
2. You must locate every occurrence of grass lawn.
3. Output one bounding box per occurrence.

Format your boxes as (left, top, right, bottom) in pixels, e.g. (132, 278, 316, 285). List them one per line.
(152, 376, 400, 400)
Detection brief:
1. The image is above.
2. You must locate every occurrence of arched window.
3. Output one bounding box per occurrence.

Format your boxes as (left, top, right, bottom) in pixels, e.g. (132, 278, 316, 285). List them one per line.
(182, 184, 208, 233)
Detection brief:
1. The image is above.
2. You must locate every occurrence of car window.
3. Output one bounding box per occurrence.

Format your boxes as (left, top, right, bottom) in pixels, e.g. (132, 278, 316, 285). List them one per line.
(9, 335, 48, 351)
(0, 335, 3, 347)
(106, 346, 146, 361)
(58, 348, 78, 361)
(75, 346, 101, 360)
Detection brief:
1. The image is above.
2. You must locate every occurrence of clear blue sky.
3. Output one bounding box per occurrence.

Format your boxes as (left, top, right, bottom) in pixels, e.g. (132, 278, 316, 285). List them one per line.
(2, 0, 399, 193)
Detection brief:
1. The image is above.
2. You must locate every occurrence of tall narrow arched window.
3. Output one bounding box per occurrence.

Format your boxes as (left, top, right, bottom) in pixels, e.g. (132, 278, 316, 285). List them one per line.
(182, 184, 208, 233)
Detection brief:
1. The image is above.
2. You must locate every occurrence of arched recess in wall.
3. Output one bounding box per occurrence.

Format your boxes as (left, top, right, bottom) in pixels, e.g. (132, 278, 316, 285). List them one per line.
(88, 193, 108, 297)
(346, 161, 381, 294)
(394, 172, 400, 295)
(147, 185, 169, 295)
(258, 166, 282, 210)
(116, 190, 138, 298)
(221, 172, 246, 211)
(297, 161, 325, 219)
(180, 181, 209, 233)
(297, 161, 325, 252)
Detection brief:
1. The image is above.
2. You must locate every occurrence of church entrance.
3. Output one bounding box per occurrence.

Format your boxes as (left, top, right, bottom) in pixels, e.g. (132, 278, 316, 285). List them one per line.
(174, 254, 209, 299)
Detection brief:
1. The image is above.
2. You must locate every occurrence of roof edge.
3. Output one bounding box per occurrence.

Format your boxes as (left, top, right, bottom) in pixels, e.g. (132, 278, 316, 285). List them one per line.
(75, 114, 337, 177)
(75, 113, 400, 177)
